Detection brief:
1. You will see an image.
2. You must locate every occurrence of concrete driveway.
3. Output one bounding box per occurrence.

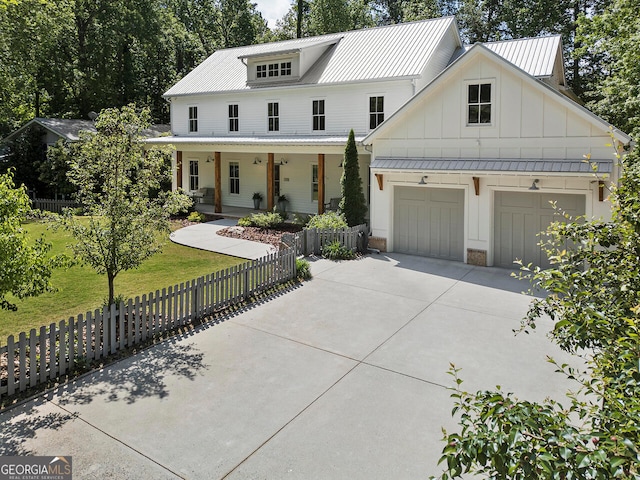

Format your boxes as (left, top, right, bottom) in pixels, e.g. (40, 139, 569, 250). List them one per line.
(0, 254, 576, 479)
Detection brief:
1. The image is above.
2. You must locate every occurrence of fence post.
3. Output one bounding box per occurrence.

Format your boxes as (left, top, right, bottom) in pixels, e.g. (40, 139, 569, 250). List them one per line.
(7, 335, 15, 397)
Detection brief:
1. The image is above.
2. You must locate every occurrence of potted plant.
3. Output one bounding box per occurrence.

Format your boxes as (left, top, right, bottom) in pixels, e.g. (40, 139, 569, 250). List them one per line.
(252, 192, 263, 209)
(277, 194, 288, 212)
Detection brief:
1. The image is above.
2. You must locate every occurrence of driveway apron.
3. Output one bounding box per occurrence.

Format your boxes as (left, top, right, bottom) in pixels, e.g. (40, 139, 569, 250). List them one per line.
(0, 253, 577, 479)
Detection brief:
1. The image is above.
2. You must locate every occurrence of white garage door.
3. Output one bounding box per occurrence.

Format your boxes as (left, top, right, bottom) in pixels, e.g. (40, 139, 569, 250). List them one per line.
(494, 191, 585, 269)
(394, 187, 464, 261)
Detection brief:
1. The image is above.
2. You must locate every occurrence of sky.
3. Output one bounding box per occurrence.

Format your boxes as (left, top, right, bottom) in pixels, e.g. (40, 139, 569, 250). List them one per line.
(254, 0, 291, 28)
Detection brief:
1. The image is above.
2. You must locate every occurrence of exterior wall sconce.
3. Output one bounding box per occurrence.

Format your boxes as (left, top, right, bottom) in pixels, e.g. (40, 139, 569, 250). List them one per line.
(206, 155, 213, 163)
(253, 157, 262, 164)
(279, 158, 288, 165)
(418, 175, 428, 185)
(338, 160, 343, 167)
(529, 179, 540, 190)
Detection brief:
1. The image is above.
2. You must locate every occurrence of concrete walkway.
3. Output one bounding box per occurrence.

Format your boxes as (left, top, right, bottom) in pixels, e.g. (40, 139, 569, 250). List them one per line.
(0, 254, 576, 479)
(170, 219, 277, 260)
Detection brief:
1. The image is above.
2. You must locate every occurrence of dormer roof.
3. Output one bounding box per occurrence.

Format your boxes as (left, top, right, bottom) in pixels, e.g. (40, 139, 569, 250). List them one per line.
(163, 17, 461, 97)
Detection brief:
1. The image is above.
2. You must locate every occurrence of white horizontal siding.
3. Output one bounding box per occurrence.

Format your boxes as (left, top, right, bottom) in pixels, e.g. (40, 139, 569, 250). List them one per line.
(171, 81, 414, 138)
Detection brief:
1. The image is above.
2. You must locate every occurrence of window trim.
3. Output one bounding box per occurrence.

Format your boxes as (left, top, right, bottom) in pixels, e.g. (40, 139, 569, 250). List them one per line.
(229, 161, 240, 195)
(312, 99, 325, 131)
(228, 104, 239, 132)
(369, 96, 384, 130)
(311, 164, 319, 202)
(465, 80, 494, 126)
(189, 160, 199, 191)
(268, 102, 279, 132)
(188, 106, 198, 133)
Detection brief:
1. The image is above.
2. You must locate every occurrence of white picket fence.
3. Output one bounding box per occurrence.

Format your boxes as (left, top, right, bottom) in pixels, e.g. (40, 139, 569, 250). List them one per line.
(281, 224, 368, 256)
(0, 249, 296, 399)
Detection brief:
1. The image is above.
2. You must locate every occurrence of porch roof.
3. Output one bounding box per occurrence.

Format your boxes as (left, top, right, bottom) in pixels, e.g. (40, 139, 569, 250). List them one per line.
(370, 157, 613, 174)
(147, 135, 363, 147)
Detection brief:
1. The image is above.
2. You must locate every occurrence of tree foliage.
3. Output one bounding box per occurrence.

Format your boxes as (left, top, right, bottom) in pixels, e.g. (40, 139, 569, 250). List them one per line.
(59, 105, 191, 306)
(339, 129, 367, 226)
(0, 170, 65, 310)
(431, 143, 640, 479)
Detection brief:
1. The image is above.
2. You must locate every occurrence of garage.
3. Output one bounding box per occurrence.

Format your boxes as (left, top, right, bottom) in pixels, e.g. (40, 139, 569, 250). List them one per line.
(393, 186, 464, 260)
(494, 191, 585, 269)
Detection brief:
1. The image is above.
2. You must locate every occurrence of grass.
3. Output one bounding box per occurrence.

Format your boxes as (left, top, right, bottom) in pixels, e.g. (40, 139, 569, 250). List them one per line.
(0, 219, 244, 339)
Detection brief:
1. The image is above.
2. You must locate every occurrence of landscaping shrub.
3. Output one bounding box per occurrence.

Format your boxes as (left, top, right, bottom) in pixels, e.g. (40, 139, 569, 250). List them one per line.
(187, 211, 206, 223)
(322, 240, 356, 260)
(238, 211, 284, 229)
(306, 211, 348, 230)
(295, 258, 312, 280)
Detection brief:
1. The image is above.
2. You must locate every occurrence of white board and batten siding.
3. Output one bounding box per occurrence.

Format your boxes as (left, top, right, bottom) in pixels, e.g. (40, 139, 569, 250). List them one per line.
(369, 47, 619, 266)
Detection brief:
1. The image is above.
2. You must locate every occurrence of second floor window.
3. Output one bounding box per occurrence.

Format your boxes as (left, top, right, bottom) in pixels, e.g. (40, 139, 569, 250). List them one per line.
(189, 106, 198, 132)
(189, 160, 199, 191)
(468, 83, 492, 124)
(229, 104, 239, 132)
(268, 102, 279, 131)
(313, 100, 325, 131)
(369, 96, 384, 129)
(229, 162, 239, 195)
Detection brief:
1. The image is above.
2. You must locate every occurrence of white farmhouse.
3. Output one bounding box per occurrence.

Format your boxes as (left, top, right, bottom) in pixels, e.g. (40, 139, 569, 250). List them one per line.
(152, 16, 632, 268)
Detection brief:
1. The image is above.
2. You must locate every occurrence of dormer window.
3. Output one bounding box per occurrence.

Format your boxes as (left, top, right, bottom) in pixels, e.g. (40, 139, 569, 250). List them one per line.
(268, 63, 279, 77)
(257, 65, 266, 78)
(281, 62, 292, 76)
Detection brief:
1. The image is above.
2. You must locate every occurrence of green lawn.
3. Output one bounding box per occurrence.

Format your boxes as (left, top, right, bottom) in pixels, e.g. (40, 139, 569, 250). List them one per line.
(0, 219, 244, 339)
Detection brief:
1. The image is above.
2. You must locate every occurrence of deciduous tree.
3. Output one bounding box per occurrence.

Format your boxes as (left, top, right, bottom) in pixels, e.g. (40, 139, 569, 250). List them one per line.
(59, 105, 191, 306)
(0, 170, 65, 310)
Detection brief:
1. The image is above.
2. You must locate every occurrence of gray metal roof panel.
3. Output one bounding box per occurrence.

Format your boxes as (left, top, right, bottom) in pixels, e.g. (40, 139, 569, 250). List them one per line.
(164, 17, 457, 96)
(481, 36, 561, 77)
(370, 157, 612, 174)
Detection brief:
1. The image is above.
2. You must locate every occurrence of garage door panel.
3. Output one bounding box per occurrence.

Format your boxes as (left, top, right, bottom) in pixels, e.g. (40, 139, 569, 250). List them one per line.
(494, 192, 584, 269)
(394, 187, 464, 261)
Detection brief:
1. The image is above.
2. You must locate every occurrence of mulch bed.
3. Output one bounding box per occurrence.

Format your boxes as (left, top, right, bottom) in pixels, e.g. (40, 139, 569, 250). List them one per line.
(216, 224, 303, 248)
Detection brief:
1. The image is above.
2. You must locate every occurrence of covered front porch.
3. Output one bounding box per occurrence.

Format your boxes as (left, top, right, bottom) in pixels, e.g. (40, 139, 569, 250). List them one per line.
(150, 136, 370, 218)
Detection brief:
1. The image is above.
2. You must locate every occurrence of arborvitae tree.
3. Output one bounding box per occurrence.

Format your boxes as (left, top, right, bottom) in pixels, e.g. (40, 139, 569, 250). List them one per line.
(339, 129, 367, 226)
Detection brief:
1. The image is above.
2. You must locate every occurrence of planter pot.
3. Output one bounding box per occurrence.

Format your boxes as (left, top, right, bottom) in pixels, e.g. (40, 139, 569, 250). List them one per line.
(278, 201, 287, 212)
(253, 198, 261, 209)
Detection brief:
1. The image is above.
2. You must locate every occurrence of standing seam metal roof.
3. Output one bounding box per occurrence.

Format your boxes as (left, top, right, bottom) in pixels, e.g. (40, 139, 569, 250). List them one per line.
(164, 17, 457, 97)
(480, 36, 561, 78)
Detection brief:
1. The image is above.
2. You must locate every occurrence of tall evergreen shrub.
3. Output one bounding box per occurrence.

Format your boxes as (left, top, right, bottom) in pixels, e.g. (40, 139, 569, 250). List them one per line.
(339, 129, 367, 226)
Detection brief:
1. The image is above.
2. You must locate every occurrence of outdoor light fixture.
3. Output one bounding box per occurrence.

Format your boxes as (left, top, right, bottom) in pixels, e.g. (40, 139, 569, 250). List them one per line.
(418, 175, 428, 185)
(338, 160, 343, 167)
(253, 157, 262, 164)
(279, 158, 288, 165)
(206, 155, 213, 163)
(529, 179, 540, 190)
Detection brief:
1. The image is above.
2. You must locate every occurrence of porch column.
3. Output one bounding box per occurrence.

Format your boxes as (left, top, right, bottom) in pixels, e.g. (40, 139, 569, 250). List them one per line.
(318, 153, 325, 215)
(214, 151, 222, 213)
(267, 153, 275, 211)
(176, 151, 183, 189)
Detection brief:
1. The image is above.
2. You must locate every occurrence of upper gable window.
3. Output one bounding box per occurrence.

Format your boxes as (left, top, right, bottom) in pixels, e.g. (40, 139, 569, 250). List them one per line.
(467, 83, 492, 124)
(188, 106, 198, 132)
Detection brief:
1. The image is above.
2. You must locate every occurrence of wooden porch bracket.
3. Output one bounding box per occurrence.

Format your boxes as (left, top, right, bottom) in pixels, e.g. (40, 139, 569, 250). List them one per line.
(473, 176, 480, 196)
(318, 153, 325, 214)
(599, 180, 605, 202)
(374, 173, 383, 191)
(214, 152, 222, 213)
(267, 153, 275, 210)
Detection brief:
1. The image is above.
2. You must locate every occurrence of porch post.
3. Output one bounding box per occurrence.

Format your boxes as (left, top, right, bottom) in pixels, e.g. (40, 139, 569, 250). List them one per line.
(267, 153, 275, 211)
(214, 151, 222, 213)
(176, 151, 183, 189)
(318, 153, 325, 215)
